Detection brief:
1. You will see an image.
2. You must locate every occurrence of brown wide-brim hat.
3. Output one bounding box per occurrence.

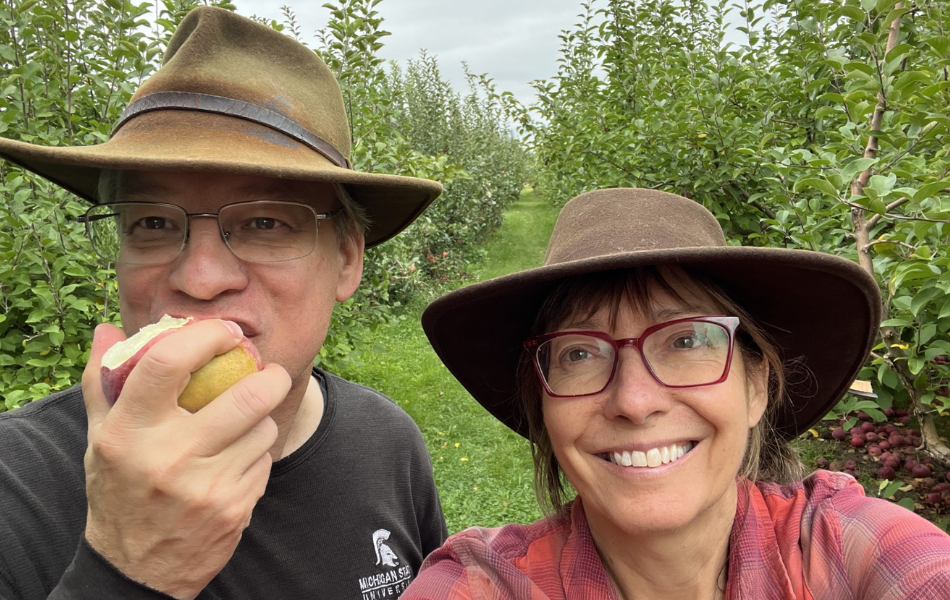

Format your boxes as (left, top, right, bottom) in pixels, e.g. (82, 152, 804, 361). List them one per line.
(0, 7, 441, 247)
(422, 189, 881, 440)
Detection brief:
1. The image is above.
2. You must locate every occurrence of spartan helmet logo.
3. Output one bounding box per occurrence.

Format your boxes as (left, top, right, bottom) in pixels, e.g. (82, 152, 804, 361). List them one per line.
(372, 529, 400, 568)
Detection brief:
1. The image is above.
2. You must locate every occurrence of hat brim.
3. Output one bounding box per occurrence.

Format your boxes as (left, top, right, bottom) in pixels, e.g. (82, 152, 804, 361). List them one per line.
(422, 246, 880, 440)
(0, 111, 442, 247)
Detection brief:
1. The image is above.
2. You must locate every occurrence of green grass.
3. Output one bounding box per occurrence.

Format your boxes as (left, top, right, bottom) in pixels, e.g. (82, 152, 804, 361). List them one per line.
(474, 189, 559, 281)
(344, 189, 560, 533)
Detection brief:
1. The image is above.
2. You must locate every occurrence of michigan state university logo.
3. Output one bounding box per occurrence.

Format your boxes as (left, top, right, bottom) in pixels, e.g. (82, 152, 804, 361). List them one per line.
(357, 528, 413, 599)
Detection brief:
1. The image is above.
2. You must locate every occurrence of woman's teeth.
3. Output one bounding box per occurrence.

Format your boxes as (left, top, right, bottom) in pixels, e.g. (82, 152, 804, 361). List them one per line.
(608, 442, 693, 468)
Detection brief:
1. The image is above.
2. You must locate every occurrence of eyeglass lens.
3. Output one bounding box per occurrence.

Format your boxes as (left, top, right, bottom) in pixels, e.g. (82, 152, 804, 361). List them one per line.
(535, 320, 732, 396)
(85, 202, 320, 264)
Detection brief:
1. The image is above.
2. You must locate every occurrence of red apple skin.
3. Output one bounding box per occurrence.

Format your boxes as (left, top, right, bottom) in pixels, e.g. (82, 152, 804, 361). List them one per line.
(101, 328, 182, 406)
(101, 326, 263, 410)
(876, 466, 896, 480)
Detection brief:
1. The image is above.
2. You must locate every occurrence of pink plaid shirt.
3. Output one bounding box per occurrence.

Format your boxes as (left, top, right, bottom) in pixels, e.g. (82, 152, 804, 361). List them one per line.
(402, 471, 950, 599)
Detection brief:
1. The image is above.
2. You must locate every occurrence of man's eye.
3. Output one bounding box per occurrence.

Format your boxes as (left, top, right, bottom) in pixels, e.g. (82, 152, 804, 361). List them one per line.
(250, 217, 277, 230)
(245, 217, 287, 230)
(137, 216, 170, 230)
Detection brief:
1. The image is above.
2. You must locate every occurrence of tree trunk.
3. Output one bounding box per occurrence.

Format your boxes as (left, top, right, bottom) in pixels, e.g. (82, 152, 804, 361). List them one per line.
(849, 4, 950, 467)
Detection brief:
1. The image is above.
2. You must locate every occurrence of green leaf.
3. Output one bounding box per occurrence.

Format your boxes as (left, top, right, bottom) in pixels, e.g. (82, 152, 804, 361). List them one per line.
(911, 288, 942, 317)
(794, 177, 838, 197)
(875, 0, 900, 14)
(939, 298, 950, 320)
(926, 36, 950, 58)
(914, 180, 950, 202)
(869, 197, 887, 215)
(841, 158, 878, 182)
(885, 43, 914, 64)
(894, 71, 931, 92)
(880, 318, 912, 327)
(880, 480, 903, 498)
(838, 5, 866, 22)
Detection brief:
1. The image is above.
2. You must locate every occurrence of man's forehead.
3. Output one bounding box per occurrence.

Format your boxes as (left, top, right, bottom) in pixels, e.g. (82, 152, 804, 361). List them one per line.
(114, 170, 338, 205)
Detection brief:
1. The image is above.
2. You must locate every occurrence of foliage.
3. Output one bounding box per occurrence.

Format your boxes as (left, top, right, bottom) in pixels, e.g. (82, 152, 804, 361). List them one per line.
(525, 0, 950, 462)
(315, 0, 529, 371)
(0, 0, 196, 410)
(345, 190, 561, 532)
(0, 0, 528, 406)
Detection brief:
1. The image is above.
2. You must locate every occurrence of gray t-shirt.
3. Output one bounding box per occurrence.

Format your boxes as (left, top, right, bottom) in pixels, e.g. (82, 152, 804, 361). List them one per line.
(0, 368, 447, 599)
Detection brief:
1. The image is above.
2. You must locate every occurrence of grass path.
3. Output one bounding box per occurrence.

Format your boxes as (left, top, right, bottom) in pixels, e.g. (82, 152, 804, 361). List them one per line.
(345, 190, 559, 533)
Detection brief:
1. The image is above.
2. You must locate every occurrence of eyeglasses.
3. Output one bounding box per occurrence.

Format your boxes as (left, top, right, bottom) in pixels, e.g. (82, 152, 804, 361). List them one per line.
(524, 316, 739, 398)
(78, 201, 341, 265)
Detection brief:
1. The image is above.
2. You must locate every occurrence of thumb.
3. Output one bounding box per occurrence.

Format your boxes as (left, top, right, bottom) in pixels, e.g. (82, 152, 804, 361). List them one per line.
(82, 323, 127, 432)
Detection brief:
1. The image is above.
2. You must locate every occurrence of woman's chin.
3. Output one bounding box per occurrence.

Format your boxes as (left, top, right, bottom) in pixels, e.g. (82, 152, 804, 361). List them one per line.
(585, 493, 701, 537)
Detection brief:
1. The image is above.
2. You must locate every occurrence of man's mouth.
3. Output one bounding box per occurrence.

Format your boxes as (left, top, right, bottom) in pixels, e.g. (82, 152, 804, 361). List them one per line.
(163, 314, 257, 337)
(600, 441, 695, 468)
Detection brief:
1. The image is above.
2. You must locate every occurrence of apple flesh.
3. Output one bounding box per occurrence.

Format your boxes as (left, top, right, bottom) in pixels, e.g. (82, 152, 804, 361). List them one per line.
(101, 315, 263, 412)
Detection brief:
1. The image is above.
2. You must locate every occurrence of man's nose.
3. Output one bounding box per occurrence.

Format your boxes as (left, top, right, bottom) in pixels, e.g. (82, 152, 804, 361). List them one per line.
(602, 348, 672, 424)
(167, 217, 248, 300)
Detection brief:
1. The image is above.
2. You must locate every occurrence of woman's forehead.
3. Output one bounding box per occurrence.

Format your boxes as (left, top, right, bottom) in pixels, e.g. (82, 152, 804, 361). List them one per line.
(552, 269, 726, 331)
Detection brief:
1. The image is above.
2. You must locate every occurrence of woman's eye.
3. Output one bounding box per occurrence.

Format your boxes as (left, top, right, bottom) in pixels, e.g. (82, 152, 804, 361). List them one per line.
(566, 348, 592, 362)
(672, 335, 698, 349)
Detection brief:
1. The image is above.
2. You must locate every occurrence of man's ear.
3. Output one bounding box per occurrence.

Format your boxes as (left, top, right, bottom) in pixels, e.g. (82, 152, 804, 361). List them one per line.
(747, 357, 769, 429)
(335, 231, 364, 303)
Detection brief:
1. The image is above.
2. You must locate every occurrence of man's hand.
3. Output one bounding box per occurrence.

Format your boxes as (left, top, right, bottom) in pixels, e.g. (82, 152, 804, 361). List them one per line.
(81, 320, 291, 600)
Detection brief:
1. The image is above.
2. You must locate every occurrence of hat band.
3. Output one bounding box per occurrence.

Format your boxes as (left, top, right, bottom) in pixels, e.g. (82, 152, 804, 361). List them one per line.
(112, 91, 352, 169)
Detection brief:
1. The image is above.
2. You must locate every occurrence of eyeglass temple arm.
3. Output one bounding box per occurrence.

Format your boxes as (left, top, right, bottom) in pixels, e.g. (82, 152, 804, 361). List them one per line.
(76, 213, 119, 224)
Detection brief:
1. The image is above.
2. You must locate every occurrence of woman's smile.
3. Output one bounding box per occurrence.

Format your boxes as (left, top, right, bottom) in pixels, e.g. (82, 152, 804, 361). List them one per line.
(600, 440, 695, 469)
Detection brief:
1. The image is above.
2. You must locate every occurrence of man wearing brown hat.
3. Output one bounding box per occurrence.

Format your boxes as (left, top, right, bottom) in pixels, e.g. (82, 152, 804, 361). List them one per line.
(0, 7, 446, 600)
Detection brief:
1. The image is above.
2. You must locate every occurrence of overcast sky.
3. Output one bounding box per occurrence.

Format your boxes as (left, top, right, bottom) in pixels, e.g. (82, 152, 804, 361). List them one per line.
(231, 0, 589, 107)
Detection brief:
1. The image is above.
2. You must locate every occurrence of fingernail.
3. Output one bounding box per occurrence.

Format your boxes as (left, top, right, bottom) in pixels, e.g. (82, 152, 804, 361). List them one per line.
(223, 320, 244, 339)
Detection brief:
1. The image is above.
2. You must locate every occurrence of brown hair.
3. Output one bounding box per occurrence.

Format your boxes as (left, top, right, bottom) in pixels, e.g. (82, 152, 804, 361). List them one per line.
(518, 266, 805, 515)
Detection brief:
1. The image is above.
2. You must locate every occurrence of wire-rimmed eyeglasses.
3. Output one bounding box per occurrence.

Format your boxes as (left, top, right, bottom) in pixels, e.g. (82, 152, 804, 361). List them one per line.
(78, 201, 341, 265)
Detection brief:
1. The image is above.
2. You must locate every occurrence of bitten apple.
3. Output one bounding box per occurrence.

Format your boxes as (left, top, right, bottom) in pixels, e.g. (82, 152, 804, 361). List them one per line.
(100, 315, 263, 412)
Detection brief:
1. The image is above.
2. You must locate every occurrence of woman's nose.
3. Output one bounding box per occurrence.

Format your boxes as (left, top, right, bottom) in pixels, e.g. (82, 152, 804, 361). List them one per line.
(602, 348, 673, 424)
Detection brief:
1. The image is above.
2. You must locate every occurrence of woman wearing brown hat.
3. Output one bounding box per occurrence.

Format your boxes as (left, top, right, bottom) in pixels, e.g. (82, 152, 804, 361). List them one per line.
(405, 188, 950, 599)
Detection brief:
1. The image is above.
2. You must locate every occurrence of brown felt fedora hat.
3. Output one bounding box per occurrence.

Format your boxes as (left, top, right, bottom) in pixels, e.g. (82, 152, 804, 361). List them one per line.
(422, 188, 881, 440)
(0, 6, 441, 247)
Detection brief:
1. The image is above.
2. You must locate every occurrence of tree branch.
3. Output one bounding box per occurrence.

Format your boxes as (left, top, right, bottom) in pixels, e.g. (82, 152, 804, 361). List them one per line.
(866, 197, 910, 228)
